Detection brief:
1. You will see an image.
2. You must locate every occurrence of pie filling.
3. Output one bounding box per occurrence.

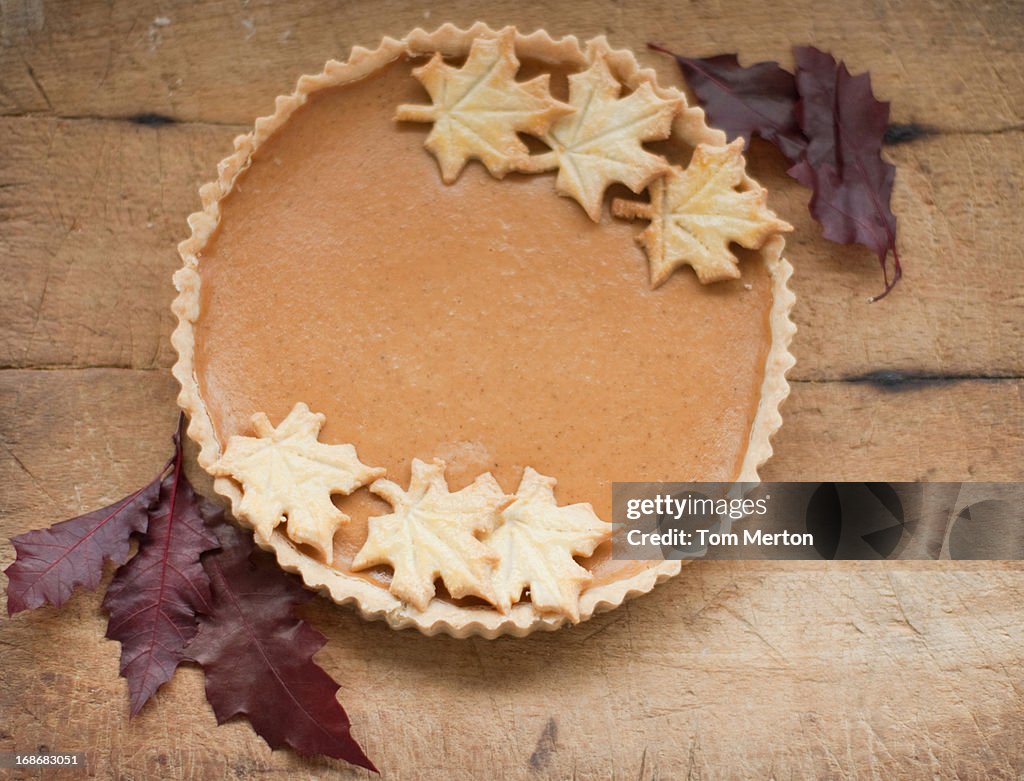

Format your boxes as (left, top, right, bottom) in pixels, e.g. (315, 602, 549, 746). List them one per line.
(192, 56, 774, 596)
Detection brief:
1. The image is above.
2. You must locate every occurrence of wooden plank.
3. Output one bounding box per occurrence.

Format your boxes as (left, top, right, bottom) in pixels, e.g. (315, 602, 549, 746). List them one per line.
(2, 115, 1022, 379)
(0, 117, 236, 371)
(0, 0, 1021, 132)
(3, 558, 1023, 780)
(765, 377, 1024, 482)
(2, 370, 1022, 779)
(756, 129, 1024, 381)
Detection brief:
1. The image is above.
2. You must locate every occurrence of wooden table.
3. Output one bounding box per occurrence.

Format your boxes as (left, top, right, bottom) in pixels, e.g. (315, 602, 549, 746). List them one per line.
(2, 1, 1022, 778)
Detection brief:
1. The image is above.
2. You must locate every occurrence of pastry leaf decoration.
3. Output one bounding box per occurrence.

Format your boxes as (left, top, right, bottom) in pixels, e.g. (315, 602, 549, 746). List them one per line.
(188, 521, 376, 771)
(4, 415, 377, 769)
(524, 55, 681, 220)
(489, 468, 610, 622)
(652, 43, 902, 300)
(395, 31, 572, 183)
(212, 402, 384, 564)
(613, 140, 793, 285)
(352, 459, 509, 612)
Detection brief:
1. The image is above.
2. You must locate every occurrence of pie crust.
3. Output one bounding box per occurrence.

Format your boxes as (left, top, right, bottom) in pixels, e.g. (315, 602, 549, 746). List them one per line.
(171, 23, 797, 638)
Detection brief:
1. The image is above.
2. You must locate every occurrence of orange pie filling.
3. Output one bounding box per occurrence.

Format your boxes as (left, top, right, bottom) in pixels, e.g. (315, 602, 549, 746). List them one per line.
(191, 56, 775, 600)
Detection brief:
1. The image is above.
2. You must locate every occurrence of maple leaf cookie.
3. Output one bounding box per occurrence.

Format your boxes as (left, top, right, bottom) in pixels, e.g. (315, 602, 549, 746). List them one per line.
(212, 403, 384, 563)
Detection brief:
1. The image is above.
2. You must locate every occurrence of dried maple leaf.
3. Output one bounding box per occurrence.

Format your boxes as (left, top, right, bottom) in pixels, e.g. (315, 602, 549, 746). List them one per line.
(187, 521, 375, 771)
(6, 413, 378, 767)
(352, 458, 509, 611)
(211, 403, 383, 564)
(5, 463, 166, 615)
(488, 468, 610, 621)
(524, 55, 680, 221)
(395, 31, 572, 183)
(613, 140, 792, 285)
(649, 45, 806, 164)
(789, 46, 901, 300)
(103, 421, 222, 716)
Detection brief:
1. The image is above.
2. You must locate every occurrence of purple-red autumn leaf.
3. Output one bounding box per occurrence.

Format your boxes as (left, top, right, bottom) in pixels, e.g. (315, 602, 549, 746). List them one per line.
(186, 521, 376, 771)
(789, 45, 901, 299)
(102, 424, 221, 716)
(5, 467, 167, 614)
(790, 47, 889, 180)
(5, 412, 376, 768)
(649, 45, 806, 163)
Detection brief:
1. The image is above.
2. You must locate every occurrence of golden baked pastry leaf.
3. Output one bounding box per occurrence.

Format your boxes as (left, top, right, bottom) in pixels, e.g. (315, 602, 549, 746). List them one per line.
(352, 459, 510, 611)
(395, 31, 572, 183)
(488, 468, 611, 621)
(211, 403, 384, 564)
(525, 55, 680, 221)
(613, 140, 793, 285)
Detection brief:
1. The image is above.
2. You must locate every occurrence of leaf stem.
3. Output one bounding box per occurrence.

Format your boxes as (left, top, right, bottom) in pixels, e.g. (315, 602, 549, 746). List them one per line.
(518, 150, 559, 173)
(868, 245, 903, 303)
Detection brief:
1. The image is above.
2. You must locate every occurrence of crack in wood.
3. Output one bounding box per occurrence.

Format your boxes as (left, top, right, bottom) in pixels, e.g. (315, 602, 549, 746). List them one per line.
(0, 364, 167, 372)
(1, 111, 1021, 139)
(0, 111, 249, 131)
(2, 367, 1023, 388)
(129, 112, 177, 127)
(831, 370, 1024, 391)
(528, 717, 558, 771)
(884, 121, 1024, 144)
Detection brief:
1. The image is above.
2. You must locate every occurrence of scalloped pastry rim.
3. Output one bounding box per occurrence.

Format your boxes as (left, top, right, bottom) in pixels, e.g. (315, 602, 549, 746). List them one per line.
(170, 22, 797, 639)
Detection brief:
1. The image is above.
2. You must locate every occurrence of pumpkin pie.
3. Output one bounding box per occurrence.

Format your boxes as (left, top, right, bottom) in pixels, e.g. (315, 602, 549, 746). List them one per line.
(171, 24, 796, 638)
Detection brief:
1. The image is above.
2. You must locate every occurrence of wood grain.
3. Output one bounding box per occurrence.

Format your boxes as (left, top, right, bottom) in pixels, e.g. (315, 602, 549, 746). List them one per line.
(2, 0, 1023, 778)
(2, 370, 1022, 778)
(0, 0, 1021, 131)
(5, 557, 1023, 780)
